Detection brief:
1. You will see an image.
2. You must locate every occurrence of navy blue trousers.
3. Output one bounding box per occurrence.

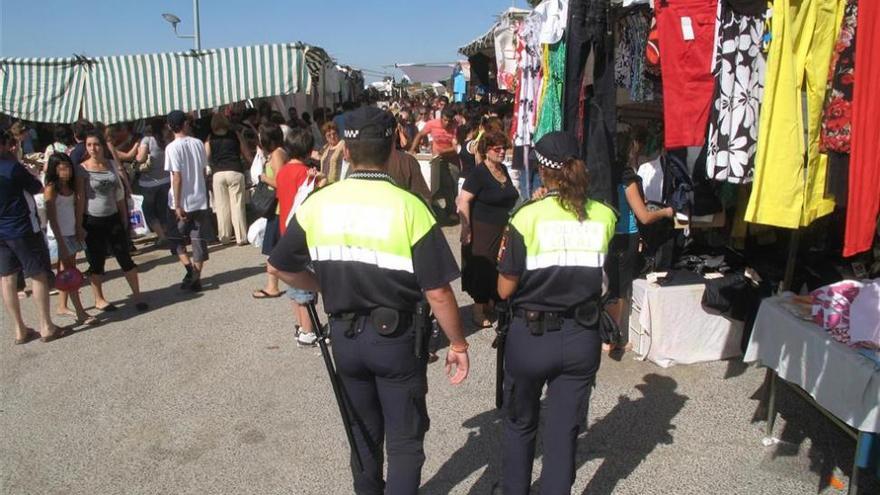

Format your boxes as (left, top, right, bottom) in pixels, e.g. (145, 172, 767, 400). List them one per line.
(502, 317, 602, 495)
(330, 317, 429, 495)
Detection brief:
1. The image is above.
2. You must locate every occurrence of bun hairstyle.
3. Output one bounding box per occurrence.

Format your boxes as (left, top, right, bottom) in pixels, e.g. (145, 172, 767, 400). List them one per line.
(541, 158, 590, 222)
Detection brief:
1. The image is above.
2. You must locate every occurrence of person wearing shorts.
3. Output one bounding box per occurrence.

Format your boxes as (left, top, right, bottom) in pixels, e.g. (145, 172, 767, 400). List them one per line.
(164, 110, 212, 292)
(0, 132, 70, 344)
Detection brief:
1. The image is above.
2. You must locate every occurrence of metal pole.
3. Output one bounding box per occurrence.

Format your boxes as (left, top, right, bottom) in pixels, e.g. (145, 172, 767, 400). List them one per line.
(192, 0, 201, 50)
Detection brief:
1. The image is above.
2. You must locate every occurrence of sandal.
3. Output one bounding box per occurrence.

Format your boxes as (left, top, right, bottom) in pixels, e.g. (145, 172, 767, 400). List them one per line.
(96, 303, 118, 312)
(15, 328, 40, 345)
(41, 326, 73, 343)
(252, 289, 283, 299)
(76, 315, 99, 327)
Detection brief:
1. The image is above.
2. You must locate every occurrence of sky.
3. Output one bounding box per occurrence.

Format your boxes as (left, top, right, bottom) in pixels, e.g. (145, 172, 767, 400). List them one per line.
(0, 0, 527, 83)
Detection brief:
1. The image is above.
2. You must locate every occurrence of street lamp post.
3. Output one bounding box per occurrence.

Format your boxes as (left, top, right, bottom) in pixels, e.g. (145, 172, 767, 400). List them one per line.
(162, 0, 201, 50)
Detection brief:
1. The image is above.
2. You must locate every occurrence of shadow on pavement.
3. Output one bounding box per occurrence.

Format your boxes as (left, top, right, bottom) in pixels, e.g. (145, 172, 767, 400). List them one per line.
(576, 374, 688, 495)
(421, 373, 688, 494)
(749, 377, 880, 493)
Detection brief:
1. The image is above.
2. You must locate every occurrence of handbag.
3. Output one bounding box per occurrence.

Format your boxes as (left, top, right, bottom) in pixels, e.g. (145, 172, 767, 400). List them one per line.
(136, 153, 152, 173)
(250, 181, 277, 218)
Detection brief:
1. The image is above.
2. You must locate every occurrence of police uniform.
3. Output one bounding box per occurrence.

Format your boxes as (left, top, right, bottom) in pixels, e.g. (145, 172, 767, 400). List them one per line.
(268, 108, 460, 495)
(497, 132, 617, 495)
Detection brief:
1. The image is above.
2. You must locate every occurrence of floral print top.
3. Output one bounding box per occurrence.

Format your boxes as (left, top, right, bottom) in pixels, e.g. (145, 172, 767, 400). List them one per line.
(820, 0, 858, 154)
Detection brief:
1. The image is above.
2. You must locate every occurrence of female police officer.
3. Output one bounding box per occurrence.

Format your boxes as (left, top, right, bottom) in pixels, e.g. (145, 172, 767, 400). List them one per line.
(268, 106, 469, 495)
(496, 131, 617, 494)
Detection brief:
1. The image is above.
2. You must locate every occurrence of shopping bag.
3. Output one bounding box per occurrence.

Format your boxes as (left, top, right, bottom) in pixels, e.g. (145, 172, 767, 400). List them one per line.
(129, 194, 151, 237)
(286, 176, 317, 227)
(247, 217, 268, 248)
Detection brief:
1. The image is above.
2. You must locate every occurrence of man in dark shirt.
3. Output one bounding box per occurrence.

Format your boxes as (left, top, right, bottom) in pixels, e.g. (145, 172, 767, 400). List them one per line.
(0, 132, 69, 344)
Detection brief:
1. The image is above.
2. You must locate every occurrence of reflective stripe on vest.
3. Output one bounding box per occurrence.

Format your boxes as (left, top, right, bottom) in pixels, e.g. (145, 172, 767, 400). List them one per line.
(511, 197, 616, 271)
(296, 178, 435, 272)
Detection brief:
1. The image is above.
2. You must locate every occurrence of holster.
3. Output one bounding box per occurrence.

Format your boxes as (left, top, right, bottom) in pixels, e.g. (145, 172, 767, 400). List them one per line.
(369, 307, 412, 337)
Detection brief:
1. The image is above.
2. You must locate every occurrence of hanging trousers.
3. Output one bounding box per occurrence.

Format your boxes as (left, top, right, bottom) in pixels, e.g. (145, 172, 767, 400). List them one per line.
(564, 0, 616, 205)
(844, 0, 880, 256)
(745, 0, 845, 228)
(502, 317, 602, 495)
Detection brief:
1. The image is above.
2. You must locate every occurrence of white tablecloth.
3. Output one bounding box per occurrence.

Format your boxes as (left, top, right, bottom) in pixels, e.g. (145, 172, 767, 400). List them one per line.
(631, 279, 744, 367)
(744, 297, 880, 433)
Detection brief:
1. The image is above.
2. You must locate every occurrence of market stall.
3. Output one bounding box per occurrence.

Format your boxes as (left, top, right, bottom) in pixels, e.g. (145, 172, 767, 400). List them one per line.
(745, 294, 880, 494)
(0, 41, 361, 124)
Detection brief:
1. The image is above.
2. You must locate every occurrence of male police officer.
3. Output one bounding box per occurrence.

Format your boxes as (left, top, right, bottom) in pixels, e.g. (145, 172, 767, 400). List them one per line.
(268, 107, 470, 495)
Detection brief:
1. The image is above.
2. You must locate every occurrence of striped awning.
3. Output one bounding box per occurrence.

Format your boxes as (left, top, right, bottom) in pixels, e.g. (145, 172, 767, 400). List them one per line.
(1, 42, 310, 124)
(82, 43, 307, 124)
(0, 56, 88, 123)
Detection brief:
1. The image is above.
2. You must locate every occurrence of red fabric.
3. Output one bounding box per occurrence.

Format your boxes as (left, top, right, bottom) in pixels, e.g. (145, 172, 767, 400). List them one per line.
(655, 0, 717, 149)
(844, 0, 880, 257)
(422, 118, 458, 155)
(276, 160, 309, 236)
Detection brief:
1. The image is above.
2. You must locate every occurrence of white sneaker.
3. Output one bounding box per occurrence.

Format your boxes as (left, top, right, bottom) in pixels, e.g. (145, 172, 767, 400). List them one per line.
(296, 330, 318, 347)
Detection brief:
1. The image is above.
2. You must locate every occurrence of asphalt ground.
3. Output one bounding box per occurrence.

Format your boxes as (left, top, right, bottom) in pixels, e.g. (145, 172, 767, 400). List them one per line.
(1, 226, 875, 494)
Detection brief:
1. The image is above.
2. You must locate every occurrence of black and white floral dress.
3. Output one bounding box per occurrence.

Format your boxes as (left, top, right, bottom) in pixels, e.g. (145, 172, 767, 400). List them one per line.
(706, 1, 767, 184)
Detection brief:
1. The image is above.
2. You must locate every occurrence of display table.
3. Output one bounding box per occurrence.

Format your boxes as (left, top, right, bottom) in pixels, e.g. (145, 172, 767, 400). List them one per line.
(744, 297, 880, 494)
(629, 278, 744, 367)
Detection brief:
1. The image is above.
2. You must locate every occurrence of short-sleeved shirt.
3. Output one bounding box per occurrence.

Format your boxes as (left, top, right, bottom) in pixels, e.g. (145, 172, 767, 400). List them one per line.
(463, 163, 519, 226)
(276, 160, 310, 236)
(422, 119, 458, 155)
(164, 136, 208, 212)
(616, 167, 641, 234)
(498, 194, 617, 312)
(0, 159, 42, 240)
(82, 163, 124, 217)
(269, 171, 460, 314)
(138, 136, 169, 187)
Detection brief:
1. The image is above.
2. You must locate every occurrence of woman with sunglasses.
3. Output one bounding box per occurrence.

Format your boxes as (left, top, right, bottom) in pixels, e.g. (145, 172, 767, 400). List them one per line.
(456, 130, 518, 328)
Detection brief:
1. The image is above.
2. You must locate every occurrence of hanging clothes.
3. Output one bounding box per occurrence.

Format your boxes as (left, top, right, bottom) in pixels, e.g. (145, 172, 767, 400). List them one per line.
(536, 0, 569, 44)
(820, 0, 858, 155)
(513, 12, 545, 148)
(655, 0, 719, 149)
(534, 40, 566, 142)
(495, 17, 519, 91)
(821, 0, 858, 205)
(844, 0, 880, 257)
(615, 9, 657, 102)
(706, 0, 767, 184)
(564, 0, 616, 205)
(745, 0, 845, 229)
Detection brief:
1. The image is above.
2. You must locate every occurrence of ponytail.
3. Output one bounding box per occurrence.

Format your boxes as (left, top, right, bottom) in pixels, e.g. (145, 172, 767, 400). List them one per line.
(542, 158, 590, 222)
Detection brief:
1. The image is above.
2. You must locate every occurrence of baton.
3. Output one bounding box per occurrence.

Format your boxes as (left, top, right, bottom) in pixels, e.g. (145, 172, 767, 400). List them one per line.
(305, 302, 364, 472)
(493, 301, 511, 410)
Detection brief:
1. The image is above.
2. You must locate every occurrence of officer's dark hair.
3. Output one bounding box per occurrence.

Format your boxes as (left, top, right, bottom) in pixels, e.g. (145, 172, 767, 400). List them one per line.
(540, 158, 590, 222)
(73, 119, 94, 141)
(346, 138, 392, 168)
(258, 124, 284, 153)
(285, 126, 315, 160)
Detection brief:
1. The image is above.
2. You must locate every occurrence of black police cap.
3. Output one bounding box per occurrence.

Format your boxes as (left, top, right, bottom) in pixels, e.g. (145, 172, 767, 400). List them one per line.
(534, 131, 579, 170)
(343, 107, 395, 141)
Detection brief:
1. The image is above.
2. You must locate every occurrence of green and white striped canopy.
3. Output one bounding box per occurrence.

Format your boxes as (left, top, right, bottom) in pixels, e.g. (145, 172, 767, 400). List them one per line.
(1, 43, 309, 124)
(0, 57, 87, 123)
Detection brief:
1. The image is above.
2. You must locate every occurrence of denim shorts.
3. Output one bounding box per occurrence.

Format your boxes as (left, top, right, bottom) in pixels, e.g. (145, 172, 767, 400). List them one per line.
(286, 286, 316, 305)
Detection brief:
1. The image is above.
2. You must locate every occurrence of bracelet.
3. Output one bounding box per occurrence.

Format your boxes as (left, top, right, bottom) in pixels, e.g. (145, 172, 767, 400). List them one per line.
(450, 342, 469, 353)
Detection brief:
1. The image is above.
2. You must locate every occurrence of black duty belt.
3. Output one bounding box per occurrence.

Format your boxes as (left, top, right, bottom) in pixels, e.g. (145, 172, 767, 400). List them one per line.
(331, 308, 414, 338)
(512, 301, 601, 336)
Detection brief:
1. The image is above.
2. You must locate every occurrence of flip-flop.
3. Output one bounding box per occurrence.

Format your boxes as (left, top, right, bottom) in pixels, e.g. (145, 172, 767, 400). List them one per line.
(15, 328, 40, 345)
(76, 316, 99, 327)
(252, 289, 282, 299)
(41, 325, 73, 343)
(96, 303, 118, 312)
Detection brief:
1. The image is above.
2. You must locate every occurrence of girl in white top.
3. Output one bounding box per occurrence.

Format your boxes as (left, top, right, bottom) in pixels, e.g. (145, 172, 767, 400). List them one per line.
(44, 153, 96, 326)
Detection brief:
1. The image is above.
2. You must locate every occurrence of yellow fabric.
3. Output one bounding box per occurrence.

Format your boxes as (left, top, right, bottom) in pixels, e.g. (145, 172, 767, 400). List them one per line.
(745, 0, 844, 228)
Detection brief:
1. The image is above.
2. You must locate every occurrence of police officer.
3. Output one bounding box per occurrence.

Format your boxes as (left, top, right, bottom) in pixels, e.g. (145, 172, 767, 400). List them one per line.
(496, 131, 617, 494)
(267, 106, 470, 495)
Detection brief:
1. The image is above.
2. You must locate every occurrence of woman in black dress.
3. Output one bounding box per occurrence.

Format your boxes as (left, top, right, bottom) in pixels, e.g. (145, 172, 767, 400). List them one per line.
(457, 130, 519, 327)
